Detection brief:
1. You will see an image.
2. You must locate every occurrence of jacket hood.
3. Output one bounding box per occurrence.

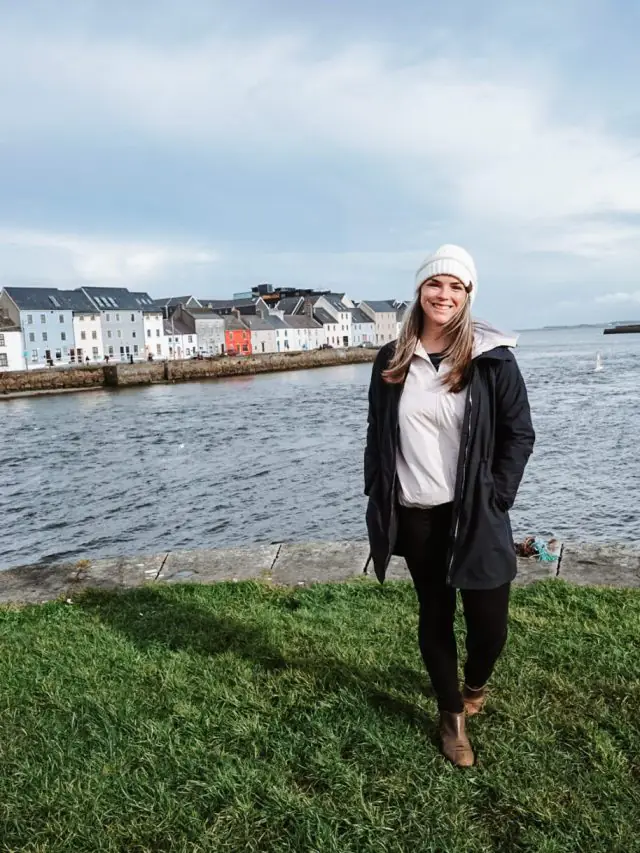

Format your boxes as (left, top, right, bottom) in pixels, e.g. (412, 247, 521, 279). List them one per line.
(472, 319, 518, 359)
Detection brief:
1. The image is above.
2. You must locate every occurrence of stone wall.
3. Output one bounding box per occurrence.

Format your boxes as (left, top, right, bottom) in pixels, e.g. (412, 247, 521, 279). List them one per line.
(0, 364, 105, 395)
(1, 348, 378, 396)
(2, 540, 639, 605)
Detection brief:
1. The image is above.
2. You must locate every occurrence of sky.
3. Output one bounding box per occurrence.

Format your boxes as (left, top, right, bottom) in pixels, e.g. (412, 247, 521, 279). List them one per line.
(2, 0, 640, 328)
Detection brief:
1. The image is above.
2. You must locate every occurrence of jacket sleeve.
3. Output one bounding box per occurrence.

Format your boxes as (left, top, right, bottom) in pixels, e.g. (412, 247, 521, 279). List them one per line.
(364, 356, 383, 496)
(492, 355, 535, 511)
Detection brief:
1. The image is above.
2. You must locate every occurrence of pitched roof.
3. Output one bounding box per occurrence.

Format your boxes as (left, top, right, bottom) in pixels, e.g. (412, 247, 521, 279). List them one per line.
(361, 300, 396, 313)
(351, 307, 374, 324)
(152, 296, 199, 308)
(163, 318, 193, 336)
(2, 286, 95, 312)
(242, 315, 277, 332)
(199, 298, 256, 311)
(182, 309, 225, 321)
(277, 296, 303, 315)
(81, 287, 152, 311)
(283, 315, 322, 330)
(313, 308, 338, 326)
(224, 314, 249, 331)
(322, 294, 351, 314)
(130, 291, 161, 310)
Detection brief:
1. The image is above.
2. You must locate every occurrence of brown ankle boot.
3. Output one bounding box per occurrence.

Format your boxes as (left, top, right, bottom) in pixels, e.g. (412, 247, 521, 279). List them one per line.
(463, 684, 487, 716)
(439, 711, 475, 767)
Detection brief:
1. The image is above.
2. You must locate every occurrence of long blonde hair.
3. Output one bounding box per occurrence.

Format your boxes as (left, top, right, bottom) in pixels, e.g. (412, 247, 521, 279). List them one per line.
(382, 284, 474, 393)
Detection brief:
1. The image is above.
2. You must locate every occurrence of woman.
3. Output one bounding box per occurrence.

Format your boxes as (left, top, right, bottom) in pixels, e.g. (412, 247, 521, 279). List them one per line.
(364, 244, 535, 768)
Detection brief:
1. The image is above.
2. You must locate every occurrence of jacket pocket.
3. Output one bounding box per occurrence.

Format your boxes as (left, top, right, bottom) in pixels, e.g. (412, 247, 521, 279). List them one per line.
(481, 460, 508, 513)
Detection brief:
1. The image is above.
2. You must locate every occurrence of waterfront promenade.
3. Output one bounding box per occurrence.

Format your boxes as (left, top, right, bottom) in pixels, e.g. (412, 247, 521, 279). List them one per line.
(0, 346, 377, 397)
(2, 539, 639, 605)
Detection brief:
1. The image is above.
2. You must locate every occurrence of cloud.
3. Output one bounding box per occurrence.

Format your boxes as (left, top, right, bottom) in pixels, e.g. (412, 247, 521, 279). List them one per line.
(0, 228, 217, 284)
(3, 28, 640, 240)
(595, 291, 640, 304)
(1, 14, 640, 325)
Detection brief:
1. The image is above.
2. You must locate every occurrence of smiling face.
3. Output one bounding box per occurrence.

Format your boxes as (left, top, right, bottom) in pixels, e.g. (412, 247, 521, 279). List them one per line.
(419, 274, 469, 329)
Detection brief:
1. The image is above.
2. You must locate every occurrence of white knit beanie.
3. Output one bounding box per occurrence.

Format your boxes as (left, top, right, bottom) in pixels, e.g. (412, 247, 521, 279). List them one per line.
(415, 244, 478, 304)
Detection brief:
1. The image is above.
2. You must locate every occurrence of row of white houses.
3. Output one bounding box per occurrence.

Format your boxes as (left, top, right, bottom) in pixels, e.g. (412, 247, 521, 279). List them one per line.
(0, 285, 406, 372)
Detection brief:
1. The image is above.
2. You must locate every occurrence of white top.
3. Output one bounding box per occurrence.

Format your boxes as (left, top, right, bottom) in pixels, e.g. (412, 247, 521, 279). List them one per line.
(395, 322, 519, 509)
(396, 341, 465, 508)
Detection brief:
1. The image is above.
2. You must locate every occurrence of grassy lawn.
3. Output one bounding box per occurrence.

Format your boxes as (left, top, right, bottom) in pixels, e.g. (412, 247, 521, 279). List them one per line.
(0, 578, 639, 853)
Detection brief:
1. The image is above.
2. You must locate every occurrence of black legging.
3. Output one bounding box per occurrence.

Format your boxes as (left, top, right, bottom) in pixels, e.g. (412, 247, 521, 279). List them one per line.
(398, 503, 510, 714)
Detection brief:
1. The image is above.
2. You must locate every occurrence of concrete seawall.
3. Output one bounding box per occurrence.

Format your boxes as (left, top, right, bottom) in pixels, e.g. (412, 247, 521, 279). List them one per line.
(0, 348, 378, 398)
(1, 540, 639, 606)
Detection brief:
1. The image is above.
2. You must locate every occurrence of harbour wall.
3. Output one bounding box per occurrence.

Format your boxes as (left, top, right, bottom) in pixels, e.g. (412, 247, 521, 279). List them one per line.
(1, 540, 639, 606)
(0, 348, 378, 397)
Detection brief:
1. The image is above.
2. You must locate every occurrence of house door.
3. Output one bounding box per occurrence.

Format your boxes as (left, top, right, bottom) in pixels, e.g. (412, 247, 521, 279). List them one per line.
(343, 336, 349, 347)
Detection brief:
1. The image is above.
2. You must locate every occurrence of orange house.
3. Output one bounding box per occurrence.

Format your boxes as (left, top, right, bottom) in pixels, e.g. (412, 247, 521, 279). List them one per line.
(224, 316, 252, 355)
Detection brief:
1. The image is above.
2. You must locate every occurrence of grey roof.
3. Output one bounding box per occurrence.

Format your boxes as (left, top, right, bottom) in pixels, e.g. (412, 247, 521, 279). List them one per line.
(265, 314, 288, 330)
(199, 298, 256, 311)
(323, 294, 351, 314)
(81, 287, 152, 311)
(313, 308, 338, 326)
(242, 315, 277, 332)
(163, 318, 193, 336)
(152, 295, 199, 309)
(361, 300, 396, 313)
(351, 307, 374, 325)
(277, 296, 303, 315)
(283, 315, 322, 330)
(183, 309, 225, 321)
(2, 286, 96, 312)
(130, 291, 161, 310)
(224, 314, 249, 331)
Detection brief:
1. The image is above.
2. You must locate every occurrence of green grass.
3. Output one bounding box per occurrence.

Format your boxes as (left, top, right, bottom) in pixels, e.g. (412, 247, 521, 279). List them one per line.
(1, 579, 639, 853)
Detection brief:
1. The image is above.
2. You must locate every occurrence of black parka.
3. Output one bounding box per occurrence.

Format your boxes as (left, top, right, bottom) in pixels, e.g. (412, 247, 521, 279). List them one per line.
(364, 339, 535, 589)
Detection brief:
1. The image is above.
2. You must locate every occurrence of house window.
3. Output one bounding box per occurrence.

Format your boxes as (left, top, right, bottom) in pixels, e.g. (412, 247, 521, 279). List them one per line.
(0, 353, 7, 367)
(42, 332, 48, 342)
(92, 331, 97, 340)
(92, 347, 99, 358)
(133, 345, 139, 354)
(59, 314, 64, 323)
(108, 346, 114, 356)
(106, 314, 110, 322)
(186, 348, 190, 356)
(90, 315, 96, 321)
(130, 314, 135, 322)
(107, 331, 112, 339)
(132, 331, 136, 338)
(156, 329, 160, 337)
(40, 314, 46, 323)
(147, 329, 151, 338)
(188, 335, 193, 343)
(61, 332, 67, 341)
(117, 330, 122, 338)
(62, 346, 68, 356)
(242, 344, 248, 353)
(31, 350, 38, 363)
(27, 314, 33, 324)
(28, 332, 35, 343)
(156, 344, 161, 355)
(116, 314, 120, 322)
(55, 349, 62, 360)
(81, 331, 86, 340)
(0, 334, 4, 346)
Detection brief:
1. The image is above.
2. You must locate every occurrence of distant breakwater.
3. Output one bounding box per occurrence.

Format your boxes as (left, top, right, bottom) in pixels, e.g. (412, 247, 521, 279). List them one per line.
(0, 348, 378, 398)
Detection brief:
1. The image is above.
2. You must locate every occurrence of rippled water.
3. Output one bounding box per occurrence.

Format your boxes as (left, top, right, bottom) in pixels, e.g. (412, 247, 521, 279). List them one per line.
(1, 326, 639, 570)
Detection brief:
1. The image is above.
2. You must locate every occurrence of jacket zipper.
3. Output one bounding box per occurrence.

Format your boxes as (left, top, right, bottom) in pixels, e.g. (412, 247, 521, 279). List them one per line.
(447, 384, 473, 584)
(386, 389, 404, 566)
